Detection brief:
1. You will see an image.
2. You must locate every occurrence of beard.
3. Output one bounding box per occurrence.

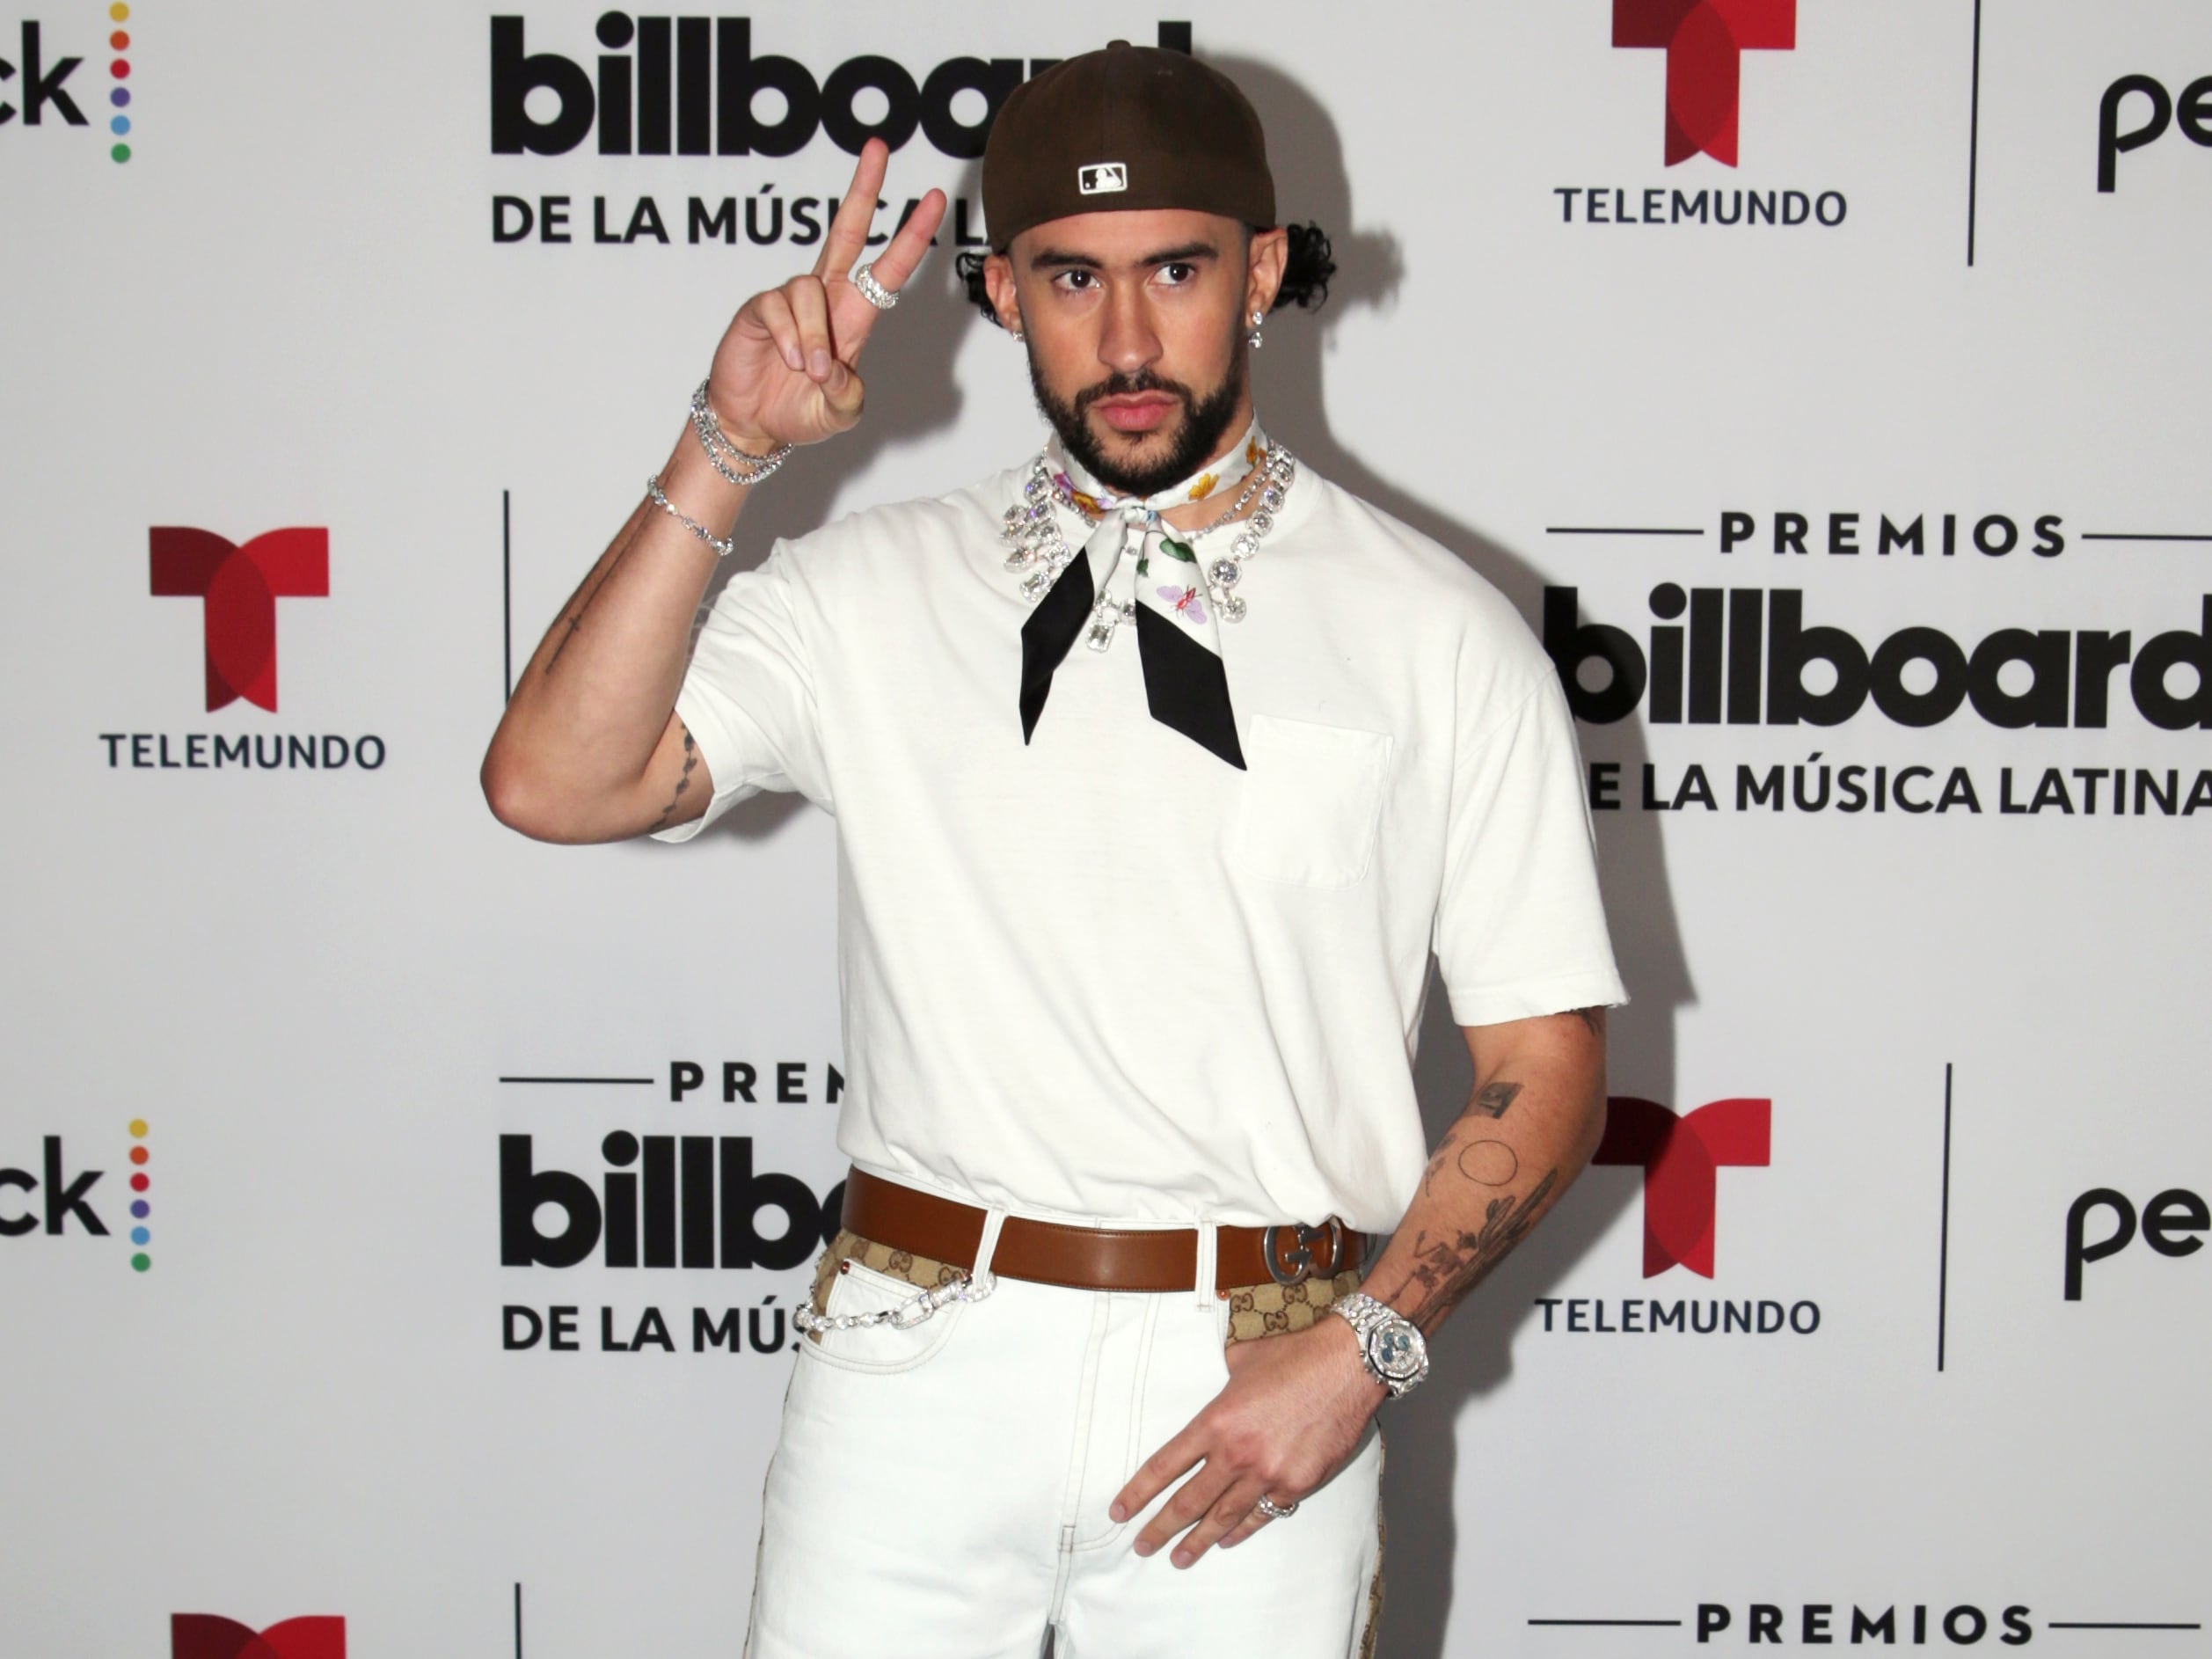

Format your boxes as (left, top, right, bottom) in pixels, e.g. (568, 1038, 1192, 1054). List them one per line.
(1026, 334, 1249, 498)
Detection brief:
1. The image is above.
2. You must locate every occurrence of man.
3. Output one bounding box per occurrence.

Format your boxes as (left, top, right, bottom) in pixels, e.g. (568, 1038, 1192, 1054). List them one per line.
(483, 40, 1624, 1659)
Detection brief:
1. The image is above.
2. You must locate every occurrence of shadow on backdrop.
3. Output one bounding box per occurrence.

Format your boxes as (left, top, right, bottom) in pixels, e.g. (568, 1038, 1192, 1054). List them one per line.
(1220, 51, 1691, 1659)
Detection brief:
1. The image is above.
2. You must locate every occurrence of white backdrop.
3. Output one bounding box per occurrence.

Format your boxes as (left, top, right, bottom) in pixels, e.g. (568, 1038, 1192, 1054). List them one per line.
(4, 2, 2207, 1655)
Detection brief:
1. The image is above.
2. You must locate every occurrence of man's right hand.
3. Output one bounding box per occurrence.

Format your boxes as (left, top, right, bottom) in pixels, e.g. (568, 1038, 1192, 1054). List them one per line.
(704, 137, 948, 454)
(482, 139, 947, 844)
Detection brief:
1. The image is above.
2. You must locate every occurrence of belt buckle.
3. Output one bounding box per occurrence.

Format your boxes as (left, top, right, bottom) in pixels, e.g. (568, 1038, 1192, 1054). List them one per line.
(1262, 1219, 1345, 1287)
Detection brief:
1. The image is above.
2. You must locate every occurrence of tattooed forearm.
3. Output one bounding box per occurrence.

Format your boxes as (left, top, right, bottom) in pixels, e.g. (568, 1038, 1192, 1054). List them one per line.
(1456, 1138, 1519, 1187)
(1420, 1118, 1522, 1195)
(544, 609, 587, 675)
(1382, 1016, 1607, 1334)
(1399, 1166, 1559, 1330)
(541, 515, 646, 678)
(1472, 1080, 1522, 1119)
(648, 725, 698, 832)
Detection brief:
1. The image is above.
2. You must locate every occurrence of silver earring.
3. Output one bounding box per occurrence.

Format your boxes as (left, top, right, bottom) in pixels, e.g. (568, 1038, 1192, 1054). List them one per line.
(1247, 310, 1264, 350)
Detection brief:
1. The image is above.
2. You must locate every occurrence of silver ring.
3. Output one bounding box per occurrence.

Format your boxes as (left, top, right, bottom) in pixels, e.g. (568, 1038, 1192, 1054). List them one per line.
(1254, 1495, 1298, 1520)
(850, 262, 898, 310)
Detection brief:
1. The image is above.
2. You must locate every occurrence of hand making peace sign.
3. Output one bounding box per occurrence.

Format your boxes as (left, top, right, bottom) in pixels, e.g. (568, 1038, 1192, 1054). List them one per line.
(704, 138, 949, 455)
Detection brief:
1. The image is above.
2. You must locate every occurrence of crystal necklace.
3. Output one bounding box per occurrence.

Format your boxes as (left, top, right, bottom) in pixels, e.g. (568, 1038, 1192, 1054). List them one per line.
(1000, 440, 1297, 629)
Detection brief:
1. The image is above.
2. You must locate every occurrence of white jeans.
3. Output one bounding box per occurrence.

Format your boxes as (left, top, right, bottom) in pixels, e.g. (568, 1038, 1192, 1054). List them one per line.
(746, 1254, 1385, 1659)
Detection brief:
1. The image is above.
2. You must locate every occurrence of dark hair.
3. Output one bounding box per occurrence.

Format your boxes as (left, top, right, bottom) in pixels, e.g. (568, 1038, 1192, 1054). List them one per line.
(953, 222, 1337, 329)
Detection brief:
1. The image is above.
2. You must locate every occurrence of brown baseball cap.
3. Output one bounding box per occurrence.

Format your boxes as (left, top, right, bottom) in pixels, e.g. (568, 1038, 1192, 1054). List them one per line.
(982, 40, 1276, 252)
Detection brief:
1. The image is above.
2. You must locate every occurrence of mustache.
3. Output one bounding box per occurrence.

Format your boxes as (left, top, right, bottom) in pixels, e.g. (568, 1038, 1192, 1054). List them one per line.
(1072, 371, 1195, 416)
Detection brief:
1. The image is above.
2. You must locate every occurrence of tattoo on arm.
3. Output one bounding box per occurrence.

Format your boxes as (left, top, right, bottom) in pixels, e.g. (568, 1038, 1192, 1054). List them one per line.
(1420, 1117, 1522, 1195)
(1400, 1166, 1559, 1330)
(543, 513, 647, 678)
(544, 609, 587, 675)
(1472, 1080, 1522, 1119)
(1456, 1138, 1519, 1187)
(648, 724, 698, 832)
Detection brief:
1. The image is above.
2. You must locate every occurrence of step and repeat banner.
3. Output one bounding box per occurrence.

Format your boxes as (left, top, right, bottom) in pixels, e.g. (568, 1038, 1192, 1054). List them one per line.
(4, 2, 2206, 1655)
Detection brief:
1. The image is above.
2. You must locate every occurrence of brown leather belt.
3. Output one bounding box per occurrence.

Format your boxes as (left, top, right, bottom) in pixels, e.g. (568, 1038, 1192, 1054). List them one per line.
(841, 1167, 1363, 1293)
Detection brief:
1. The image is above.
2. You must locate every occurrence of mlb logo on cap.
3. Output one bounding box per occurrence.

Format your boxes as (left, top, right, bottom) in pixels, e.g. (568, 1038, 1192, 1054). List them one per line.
(1077, 163, 1128, 194)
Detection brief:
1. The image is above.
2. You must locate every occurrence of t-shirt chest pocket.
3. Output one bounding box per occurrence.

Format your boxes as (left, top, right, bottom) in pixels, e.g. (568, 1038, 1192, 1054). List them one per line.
(1228, 714, 1396, 888)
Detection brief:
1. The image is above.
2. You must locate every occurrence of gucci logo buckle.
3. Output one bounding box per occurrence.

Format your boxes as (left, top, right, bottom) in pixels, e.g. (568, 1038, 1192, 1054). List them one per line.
(1262, 1219, 1345, 1287)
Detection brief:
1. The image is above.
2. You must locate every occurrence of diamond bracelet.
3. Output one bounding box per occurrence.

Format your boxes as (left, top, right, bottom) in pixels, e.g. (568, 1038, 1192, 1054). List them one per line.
(645, 474, 735, 558)
(690, 380, 793, 488)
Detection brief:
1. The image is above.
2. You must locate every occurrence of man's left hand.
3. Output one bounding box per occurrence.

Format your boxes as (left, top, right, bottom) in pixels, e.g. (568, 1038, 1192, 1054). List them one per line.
(1109, 1312, 1385, 1568)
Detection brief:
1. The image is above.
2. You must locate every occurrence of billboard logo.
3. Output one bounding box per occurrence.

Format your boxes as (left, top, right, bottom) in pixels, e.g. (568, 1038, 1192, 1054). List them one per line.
(1592, 1095, 1771, 1277)
(1613, 0, 1796, 166)
(150, 527, 328, 713)
(491, 16, 1190, 160)
(172, 1615, 345, 1659)
(1545, 586, 2212, 733)
(500, 1133, 843, 1270)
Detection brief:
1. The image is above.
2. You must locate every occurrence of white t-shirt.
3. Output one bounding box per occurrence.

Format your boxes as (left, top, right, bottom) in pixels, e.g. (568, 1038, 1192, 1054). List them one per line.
(655, 455, 1625, 1232)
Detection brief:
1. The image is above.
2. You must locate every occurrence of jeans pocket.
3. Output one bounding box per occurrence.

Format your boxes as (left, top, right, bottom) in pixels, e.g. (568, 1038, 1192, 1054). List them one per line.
(799, 1257, 971, 1375)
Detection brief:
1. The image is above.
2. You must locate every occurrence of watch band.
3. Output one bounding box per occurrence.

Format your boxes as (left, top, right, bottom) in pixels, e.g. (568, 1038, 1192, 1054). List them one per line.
(1332, 1290, 1389, 1339)
(1329, 1290, 1430, 1399)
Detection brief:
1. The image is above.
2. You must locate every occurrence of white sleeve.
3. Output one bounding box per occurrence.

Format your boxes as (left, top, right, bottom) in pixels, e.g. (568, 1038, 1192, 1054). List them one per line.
(1431, 667, 1627, 1025)
(651, 541, 832, 842)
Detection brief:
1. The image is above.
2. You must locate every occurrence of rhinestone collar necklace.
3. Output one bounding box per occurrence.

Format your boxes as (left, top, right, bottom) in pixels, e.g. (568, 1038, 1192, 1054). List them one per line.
(1000, 440, 1297, 627)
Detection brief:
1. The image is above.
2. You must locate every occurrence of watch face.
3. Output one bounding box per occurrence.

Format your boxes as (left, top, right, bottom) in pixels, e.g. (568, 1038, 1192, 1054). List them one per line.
(1369, 1321, 1425, 1382)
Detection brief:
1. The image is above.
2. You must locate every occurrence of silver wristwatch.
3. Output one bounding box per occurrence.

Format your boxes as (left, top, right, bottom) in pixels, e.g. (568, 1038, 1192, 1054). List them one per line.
(1329, 1291, 1430, 1399)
